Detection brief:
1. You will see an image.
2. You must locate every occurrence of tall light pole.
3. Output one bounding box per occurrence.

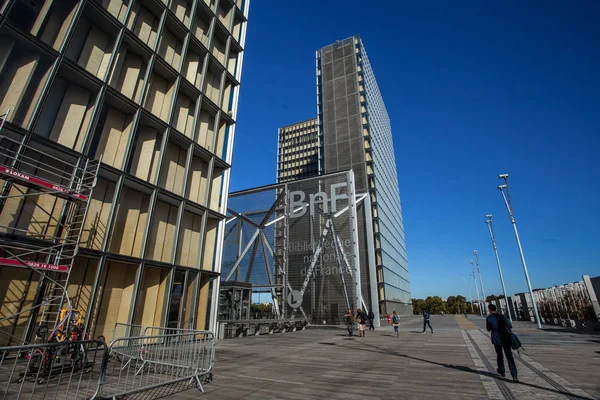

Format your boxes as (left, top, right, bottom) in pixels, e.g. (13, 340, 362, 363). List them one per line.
(471, 260, 482, 316)
(474, 250, 486, 315)
(485, 214, 512, 321)
(462, 275, 474, 313)
(498, 174, 542, 329)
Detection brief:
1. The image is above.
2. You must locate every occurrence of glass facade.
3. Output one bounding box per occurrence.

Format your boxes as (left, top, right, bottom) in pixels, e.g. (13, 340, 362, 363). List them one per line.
(0, 0, 249, 345)
(317, 35, 411, 315)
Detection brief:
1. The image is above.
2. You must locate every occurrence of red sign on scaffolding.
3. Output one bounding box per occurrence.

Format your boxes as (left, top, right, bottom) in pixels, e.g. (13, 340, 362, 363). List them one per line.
(0, 258, 70, 272)
(0, 166, 88, 201)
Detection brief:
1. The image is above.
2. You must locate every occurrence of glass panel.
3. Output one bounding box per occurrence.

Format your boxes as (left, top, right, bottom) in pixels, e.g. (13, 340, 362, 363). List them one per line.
(129, 125, 162, 183)
(195, 275, 210, 329)
(170, 0, 192, 26)
(182, 271, 197, 328)
(34, 77, 97, 151)
(186, 155, 209, 205)
(173, 92, 196, 138)
(109, 43, 148, 103)
(146, 201, 178, 263)
(81, 178, 116, 250)
(127, 2, 159, 49)
(195, 106, 215, 150)
(145, 71, 175, 121)
(183, 49, 204, 88)
(167, 270, 185, 328)
(0, 30, 54, 128)
(0, 266, 40, 345)
(8, 0, 78, 50)
(67, 17, 117, 80)
(100, 0, 130, 23)
(158, 141, 187, 195)
(201, 218, 217, 270)
(93, 261, 138, 339)
(109, 187, 150, 257)
(90, 103, 135, 170)
(134, 266, 169, 327)
(158, 28, 183, 71)
(176, 210, 202, 267)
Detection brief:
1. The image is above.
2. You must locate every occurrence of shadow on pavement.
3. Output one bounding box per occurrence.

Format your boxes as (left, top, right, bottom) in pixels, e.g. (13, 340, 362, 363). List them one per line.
(541, 328, 600, 336)
(322, 340, 595, 400)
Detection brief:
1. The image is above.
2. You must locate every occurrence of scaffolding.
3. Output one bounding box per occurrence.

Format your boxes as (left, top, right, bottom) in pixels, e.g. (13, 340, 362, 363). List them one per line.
(0, 113, 100, 345)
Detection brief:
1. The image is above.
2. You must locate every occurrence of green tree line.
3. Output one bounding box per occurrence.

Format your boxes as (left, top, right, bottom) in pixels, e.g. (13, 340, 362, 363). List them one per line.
(412, 295, 481, 315)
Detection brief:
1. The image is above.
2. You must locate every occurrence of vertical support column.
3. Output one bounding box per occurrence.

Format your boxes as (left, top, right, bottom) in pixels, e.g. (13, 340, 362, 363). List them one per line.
(363, 193, 380, 327)
(347, 170, 361, 314)
(282, 182, 289, 319)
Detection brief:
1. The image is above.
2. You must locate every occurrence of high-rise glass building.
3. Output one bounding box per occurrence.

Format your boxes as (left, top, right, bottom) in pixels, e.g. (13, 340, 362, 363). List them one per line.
(317, 35, 410, 315)
(0, 0, 249, 345)
(276, 117, 320, 183)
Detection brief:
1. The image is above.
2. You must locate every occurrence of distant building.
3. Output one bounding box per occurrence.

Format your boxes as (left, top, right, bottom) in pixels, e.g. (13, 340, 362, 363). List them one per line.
(317, 35, 410, 314)
(276, 117, 320, 183)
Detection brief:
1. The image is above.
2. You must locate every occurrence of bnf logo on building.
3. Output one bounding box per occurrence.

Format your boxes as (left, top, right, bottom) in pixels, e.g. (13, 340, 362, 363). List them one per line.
(289, 182, 348, 218)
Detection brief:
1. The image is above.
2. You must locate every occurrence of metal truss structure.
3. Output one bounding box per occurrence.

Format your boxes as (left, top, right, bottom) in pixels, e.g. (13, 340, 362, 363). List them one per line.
(0, 114, 100, 344)
(221, 171, 369, 324)
(294, 193, 369, 319)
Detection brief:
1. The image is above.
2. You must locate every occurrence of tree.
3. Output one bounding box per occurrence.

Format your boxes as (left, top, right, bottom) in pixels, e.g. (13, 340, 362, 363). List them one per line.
(425, 296, 446, 314)
(446, 296, 457, 313)
(447, 295, 468, 314)
(486, 294, 499, 302)
(412, 299, 426, 315)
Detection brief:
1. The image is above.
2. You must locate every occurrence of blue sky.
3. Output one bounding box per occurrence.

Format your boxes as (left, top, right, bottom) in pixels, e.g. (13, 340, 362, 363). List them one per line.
(231, 1, 600, 300)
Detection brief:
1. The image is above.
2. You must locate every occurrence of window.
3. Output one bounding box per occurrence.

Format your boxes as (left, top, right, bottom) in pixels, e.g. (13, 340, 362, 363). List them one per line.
(0, 30, 54, 128)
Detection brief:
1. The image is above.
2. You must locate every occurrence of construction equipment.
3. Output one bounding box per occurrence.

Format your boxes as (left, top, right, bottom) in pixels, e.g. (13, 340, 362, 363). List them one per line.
(0, 113, 100, 346)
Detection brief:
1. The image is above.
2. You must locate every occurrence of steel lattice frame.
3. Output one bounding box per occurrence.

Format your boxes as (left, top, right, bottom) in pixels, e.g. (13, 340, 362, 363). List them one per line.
(222, 170, 370, 323)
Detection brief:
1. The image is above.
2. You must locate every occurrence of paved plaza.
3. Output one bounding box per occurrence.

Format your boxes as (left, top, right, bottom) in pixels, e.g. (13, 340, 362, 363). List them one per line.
(172, 315, 599, 399)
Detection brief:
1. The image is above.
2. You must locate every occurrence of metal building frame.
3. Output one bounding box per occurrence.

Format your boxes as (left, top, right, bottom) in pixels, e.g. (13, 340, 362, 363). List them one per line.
(0, 0, 251, 343)
(222, 171, 372, 322)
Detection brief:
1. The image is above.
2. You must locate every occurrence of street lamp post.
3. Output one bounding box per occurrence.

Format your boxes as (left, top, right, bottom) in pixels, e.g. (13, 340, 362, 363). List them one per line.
(498, 174, 542, 329)
(485, 214, 513, 321)
(462, 275, 474, 313)
(474, 250, 486, 315)
(471, 260, 482, 316)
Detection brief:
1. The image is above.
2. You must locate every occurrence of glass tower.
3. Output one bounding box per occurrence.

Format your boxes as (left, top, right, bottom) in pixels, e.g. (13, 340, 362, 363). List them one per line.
(316, 35, 410, 315)
(0, 0, 249, 344)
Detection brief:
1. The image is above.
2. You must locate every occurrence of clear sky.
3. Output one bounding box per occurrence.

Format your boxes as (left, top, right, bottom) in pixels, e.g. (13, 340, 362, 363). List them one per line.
(230, 1, 600, 300)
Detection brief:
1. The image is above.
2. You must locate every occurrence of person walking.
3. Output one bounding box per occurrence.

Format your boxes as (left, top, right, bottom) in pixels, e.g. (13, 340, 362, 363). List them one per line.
(356, 308, 367, 337)
(422, 309, 434, 333)
(464, 309, 468, 318)
(486, 304, 518, 382)
(344, 308, 354, 337)
(392, 311, 400, 337)
(387, 314, 391, 325)
(368, 309, 375, 331)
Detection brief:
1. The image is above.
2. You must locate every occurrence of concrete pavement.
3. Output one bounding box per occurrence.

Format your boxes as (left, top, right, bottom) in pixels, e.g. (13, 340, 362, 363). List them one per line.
(169, 315, 599, 399)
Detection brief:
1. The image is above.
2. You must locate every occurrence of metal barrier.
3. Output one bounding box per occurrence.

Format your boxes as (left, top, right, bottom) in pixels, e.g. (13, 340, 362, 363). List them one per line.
(110, 323, 145, 343)
(107, 324, 146, 381)
(0, 328, 215, 399)
(219, 320, 308, 338)
(100, 331, 215, 398)
(0, 340, 106, 399)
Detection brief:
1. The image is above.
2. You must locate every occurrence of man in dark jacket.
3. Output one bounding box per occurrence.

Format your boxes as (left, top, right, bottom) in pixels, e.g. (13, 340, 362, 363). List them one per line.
(486, 304, 518, 382)
(422, 309, 434, 333)
(368, 310, 375, 331)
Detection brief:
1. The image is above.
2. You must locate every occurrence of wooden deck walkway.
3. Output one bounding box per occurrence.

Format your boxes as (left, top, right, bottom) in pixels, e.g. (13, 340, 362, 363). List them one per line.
(169, 315, 600, 399)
